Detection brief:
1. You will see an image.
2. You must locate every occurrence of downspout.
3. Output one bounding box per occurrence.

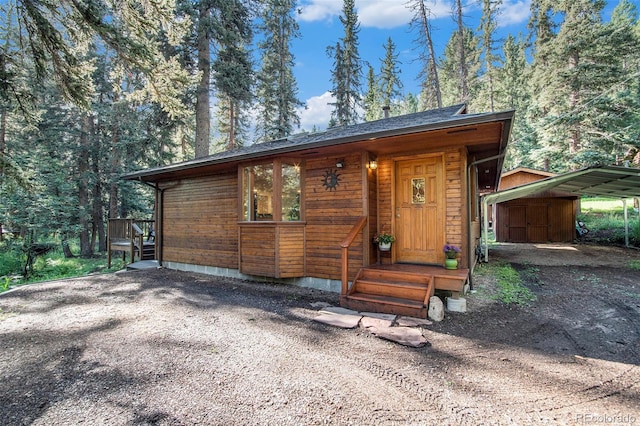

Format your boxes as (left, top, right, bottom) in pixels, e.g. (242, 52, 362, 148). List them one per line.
(466, 153, 505, 290)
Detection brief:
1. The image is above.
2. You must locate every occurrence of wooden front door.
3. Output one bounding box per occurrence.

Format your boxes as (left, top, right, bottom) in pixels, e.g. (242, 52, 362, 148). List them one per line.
(395, 156, 444, 264)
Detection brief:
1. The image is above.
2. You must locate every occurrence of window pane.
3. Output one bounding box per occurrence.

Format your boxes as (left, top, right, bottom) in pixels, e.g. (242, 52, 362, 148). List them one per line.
(254, 164, 273, 220)
(243, 164, 274, 221)
(282, 162, 301, 221)
(242, 167, 251, 221)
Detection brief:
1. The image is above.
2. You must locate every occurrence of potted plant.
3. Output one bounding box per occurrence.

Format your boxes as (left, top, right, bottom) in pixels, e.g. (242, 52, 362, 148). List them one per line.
(443, 244, 461, 269)
(375, 231, 395, 251)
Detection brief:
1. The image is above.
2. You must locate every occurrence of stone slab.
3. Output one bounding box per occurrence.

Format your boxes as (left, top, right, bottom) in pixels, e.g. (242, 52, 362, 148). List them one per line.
(361, 312, 397, 321)
(310, 301, 333, 309)
(360, 316, 393, 332)
(313, 313, 362, 329)
(396, 316, 433, 327)
(372, 326, 429, 348)
(320, 306, 360, 316)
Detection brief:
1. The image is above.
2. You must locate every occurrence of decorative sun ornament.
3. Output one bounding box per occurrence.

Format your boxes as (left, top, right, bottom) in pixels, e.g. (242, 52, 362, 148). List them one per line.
(322, 168, 341, 191)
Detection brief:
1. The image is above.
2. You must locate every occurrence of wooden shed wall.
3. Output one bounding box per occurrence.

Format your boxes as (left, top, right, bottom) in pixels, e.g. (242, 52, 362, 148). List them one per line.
(495, 197, 577, 243)
(160, 173, 238, 268)
(499, 171, 552, 190)
(304, 152, 368, 281)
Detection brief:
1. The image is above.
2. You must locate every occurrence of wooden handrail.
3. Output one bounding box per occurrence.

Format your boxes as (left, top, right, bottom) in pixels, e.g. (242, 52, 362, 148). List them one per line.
(340, 216, 367, 296)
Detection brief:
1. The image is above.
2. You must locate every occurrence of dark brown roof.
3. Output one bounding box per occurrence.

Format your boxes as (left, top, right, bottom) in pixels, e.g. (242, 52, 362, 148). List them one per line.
(123, 104, 514, 182)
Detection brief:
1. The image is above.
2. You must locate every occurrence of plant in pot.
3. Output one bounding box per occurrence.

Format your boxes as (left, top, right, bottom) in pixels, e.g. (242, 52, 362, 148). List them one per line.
(443, 244, 461, 269)
(375, 231, 395, 251)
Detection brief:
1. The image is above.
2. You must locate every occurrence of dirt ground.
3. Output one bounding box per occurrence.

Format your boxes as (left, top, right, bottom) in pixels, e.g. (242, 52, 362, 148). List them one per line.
(1, 242, 639, 425)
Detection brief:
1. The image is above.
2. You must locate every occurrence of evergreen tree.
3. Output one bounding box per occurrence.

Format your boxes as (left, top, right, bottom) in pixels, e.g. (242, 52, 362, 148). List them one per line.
(8, 0, 190, 116)
(477, 0, 502, 112)
(255, 0, 303, 142)
(408, 0, 442, 109)
(453, 0, 469, 103)
(363, 64, 381, 121)
(327, 0, 362, 127)
(212, 0, 254, 150)
(379, 37, 403, 114)
(439, 27, 481, 109)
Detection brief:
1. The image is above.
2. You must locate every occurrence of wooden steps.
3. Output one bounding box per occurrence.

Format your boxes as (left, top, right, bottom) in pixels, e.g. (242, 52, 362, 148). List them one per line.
(140, 241, 155, 260)
(340, 265, 470, 318)
(341, 268, 435, 318)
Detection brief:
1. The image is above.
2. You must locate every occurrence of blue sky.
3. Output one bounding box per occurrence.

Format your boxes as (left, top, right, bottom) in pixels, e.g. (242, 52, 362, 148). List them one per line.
(288, 0, 629, 131)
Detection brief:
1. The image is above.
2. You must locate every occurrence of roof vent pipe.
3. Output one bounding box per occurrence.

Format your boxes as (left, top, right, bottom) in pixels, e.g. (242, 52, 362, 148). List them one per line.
(382, 105, 390, 119)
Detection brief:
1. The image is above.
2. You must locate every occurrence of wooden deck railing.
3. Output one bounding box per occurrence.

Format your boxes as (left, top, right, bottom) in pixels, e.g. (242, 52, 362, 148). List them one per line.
(340, 216, 368, 296)
(107, 219, 155, 267)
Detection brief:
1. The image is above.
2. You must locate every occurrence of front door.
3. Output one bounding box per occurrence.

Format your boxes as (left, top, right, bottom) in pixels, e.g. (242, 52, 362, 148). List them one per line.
(395, 156, 445, 264)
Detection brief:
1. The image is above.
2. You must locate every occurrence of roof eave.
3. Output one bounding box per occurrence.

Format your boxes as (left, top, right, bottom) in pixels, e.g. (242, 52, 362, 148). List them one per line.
(123, 109, 515, 182)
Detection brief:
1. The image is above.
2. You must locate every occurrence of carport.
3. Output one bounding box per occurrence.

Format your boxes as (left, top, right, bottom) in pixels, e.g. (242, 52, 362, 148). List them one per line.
(481, 165, 640, 261)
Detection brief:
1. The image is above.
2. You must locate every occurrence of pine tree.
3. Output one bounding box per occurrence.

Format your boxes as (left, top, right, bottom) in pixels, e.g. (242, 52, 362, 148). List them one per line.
(477, 0, 502, 112)
(8, 0, 190, 115)
(363, 64, 381, 121)
(327, 0, 362, 127)
(379, 37, 403, 114)
(212, 0, 254, 150)
(453, 0, 469, 103)
(408, 0, 441, 109)
(439, 27, 481, 109)
(255, 0, 303, 142)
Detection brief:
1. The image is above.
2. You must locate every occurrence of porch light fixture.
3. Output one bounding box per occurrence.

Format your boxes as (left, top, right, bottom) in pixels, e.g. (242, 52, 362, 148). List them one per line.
(335, 159, 345, 168)
(367, 159, 378, 170)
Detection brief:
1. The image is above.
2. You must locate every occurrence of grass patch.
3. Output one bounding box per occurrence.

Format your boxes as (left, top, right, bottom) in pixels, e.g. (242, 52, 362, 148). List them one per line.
(629, 260, 640, 271)
(1, 239, 125, 293)
(475, 261, 537, 306)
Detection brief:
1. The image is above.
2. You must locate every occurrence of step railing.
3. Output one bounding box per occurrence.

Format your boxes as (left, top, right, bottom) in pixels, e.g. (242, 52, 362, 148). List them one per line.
(107, 218, 155, 267)
(340, 216, 367, 296)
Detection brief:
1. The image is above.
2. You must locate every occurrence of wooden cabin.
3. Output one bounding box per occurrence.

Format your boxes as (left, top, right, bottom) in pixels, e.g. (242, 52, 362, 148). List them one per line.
(495, 167, 579, 243)
(122, 104, 514, 318)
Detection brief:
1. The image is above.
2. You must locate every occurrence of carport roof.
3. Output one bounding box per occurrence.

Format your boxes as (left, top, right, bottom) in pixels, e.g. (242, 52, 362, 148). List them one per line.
(483, 165, 640, 205)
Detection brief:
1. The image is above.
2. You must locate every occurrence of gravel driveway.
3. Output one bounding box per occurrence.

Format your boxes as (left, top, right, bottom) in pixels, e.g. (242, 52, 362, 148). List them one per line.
(1, 251, 639, 425)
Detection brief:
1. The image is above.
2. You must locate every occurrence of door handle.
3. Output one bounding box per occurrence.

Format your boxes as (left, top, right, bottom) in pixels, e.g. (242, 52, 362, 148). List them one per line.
(396, 208, 401, 218)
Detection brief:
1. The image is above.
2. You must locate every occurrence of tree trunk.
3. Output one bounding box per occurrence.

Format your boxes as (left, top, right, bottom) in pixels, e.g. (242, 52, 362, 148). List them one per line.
(418, 0, 441, 108)
(0, 106, 5, 242)
(228, 99, 236, 150)
(92, 128, 106, 252)
(78, 114, 93, 258)
(109, 107, 120, 219)
(61, 237, 75, 258)
(195, 2, 211, 158)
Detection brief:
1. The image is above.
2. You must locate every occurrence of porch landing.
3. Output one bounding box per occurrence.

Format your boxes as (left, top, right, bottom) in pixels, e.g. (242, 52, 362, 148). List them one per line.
(341, 264, 469, 319)
(367, 264, 470, 293)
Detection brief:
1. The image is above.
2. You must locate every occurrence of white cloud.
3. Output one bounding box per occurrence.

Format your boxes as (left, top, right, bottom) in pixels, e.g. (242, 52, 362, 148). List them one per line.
(298, 91, 335, 131)
(498, 0, 531, 27)
(298, 0, 450, 28)
(298, 0, 343, 23)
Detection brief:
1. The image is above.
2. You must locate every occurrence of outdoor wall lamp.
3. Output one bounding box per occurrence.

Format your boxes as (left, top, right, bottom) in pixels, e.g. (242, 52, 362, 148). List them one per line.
(335, 159, 345, 168)
(367, 159, 378, 170)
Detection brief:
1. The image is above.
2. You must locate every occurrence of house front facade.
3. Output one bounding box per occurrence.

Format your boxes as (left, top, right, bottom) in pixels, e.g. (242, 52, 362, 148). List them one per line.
(123, 105, 514, 316)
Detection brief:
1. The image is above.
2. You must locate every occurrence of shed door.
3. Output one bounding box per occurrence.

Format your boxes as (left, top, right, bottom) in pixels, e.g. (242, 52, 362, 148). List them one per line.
(506, 204, 549, 243)
(395, 157, 444, 264)
(505, 206, 526, 242)
(527, 204, 549, 242)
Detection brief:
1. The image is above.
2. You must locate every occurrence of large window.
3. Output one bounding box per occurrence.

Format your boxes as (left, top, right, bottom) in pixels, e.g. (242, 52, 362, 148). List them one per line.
(242, 160, 301, 221)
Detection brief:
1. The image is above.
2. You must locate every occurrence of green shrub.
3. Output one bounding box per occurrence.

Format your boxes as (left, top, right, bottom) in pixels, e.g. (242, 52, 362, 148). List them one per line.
(0, 242, 23, 277)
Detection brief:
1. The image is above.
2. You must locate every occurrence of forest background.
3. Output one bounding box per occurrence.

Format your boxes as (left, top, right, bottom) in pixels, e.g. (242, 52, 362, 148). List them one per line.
(0, 0, 638, 268)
